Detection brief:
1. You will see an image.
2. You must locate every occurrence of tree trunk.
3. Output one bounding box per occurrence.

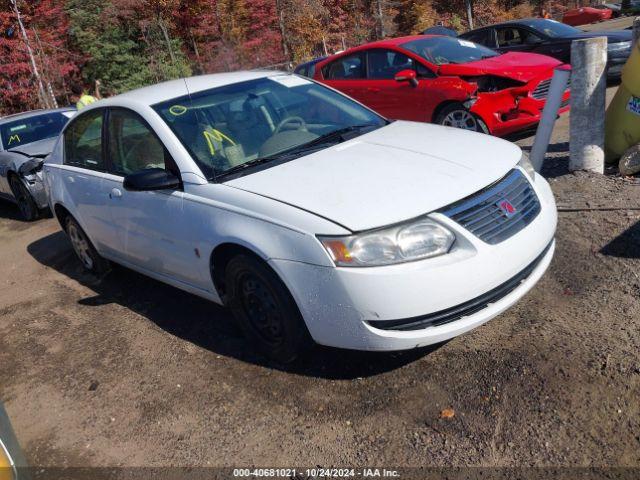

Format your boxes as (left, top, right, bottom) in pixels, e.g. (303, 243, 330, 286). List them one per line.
(275, 0, 291, 61)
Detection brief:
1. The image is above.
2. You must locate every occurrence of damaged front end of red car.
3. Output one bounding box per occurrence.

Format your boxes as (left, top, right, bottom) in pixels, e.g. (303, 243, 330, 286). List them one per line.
(459, 73, 571, 137)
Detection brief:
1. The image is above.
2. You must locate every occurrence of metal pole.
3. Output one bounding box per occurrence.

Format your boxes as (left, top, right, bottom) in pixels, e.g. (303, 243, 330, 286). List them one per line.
(466, 0, 474, 30)
(569, 37, 607, 173)
(11, 0, 49, 109)
(530, 65, 571, 172)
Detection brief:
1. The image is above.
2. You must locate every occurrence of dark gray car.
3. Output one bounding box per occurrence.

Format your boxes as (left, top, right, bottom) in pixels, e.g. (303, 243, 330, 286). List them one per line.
(0, 108, 75, 220)
(459, 18, 632, 79)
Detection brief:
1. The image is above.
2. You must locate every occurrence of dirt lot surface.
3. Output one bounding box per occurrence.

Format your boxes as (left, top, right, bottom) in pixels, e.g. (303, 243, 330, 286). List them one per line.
(1, 86, 640, 475)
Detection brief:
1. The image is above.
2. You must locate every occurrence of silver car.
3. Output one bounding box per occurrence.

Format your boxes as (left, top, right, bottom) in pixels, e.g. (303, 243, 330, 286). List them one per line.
(0, 108, 75, 220)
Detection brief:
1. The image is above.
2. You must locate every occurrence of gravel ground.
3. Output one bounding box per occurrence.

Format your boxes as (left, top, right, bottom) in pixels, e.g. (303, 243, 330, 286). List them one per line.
(1, 86, 639, 476)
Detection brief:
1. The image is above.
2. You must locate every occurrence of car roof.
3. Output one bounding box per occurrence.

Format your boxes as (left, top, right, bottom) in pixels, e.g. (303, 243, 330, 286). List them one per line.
(0, 107, 75, 125)
(114, 70, 278, 106)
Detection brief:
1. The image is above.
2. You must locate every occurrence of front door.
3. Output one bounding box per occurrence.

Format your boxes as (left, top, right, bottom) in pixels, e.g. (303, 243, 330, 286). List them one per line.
(363, 49, 433, 121)
(102, 108, 201, 288)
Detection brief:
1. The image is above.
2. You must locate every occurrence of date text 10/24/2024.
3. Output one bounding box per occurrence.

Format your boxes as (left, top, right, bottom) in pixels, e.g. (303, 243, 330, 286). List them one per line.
(232, 468, 401, 478)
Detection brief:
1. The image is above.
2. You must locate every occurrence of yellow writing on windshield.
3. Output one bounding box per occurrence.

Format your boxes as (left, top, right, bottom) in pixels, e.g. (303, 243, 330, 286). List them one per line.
(203, 129, 236, 156)
(7, 134, 20, 145)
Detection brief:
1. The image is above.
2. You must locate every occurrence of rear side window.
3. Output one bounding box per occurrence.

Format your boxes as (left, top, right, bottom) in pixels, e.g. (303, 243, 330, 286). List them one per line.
(367, 49, 415, 79)
(322, 53, 365, 80)
(108, 109, 168, 176)
(463, 30, 490, 46)
(64, 109, 104, 171)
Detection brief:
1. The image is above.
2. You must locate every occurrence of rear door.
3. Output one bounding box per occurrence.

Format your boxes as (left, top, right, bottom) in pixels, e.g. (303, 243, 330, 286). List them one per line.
(319, 52, 369, 104)
(61, 108, 113, 249)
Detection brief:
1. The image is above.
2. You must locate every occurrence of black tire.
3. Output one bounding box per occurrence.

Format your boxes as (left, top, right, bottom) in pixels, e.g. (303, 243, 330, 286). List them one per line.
(9, 175, 38, 221)
(225, 254, 311, 363)
(64, 216, 110, 274)
(435, 103, 488, 133)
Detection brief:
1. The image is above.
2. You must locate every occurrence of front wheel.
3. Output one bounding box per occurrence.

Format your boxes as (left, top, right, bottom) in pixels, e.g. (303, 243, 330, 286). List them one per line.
(9, 176, 38, 221)
(225, 254, 311, 363)
(435, 103, 488, 133)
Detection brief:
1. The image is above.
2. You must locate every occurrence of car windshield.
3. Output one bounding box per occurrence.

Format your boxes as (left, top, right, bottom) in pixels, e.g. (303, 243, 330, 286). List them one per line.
(153, 76, 386, 180)
(400, 36, 499, 65)
(0, 111, 73, 150)
(521, 19, 581, 38)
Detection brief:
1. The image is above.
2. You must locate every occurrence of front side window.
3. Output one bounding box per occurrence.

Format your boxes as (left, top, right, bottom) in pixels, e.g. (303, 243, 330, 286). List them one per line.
(497, 27, 524, 47)
(153, 76, 386, 180)
(64, 109, 104, 171)
(401, 37, 499, 65)
(1, 111, 73, 149)
(108, 109, 167, 175)
(367, 49, 415, 80)
(322, 53, 365, 80)
(521, 19, 580, 38)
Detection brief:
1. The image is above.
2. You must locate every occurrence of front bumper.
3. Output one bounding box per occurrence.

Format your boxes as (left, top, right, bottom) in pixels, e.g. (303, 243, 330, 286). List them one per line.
(23, 172, 48, 210)
(271, 171, 557, 351)
(472, 85, 571, 137)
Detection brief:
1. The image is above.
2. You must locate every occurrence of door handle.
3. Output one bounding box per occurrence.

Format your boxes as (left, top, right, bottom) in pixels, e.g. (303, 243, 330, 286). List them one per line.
(109, 188, 122, 199)
(66, 176, 75, 183)
(367, 87, 381, 93)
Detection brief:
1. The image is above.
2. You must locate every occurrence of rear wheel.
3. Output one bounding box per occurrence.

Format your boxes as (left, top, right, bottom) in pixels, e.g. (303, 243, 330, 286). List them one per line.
(436, 103, 488, 133)
(225, 254, 311, 363)
(9, 175, 38, 221)
(65, 216, 110, 274)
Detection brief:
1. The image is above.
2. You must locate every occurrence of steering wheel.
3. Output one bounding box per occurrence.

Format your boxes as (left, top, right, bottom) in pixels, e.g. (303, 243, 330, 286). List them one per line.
(274, 116, 308, 134)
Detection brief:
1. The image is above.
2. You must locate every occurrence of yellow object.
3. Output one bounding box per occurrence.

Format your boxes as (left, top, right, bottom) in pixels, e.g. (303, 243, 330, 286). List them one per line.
(0, 444, 14, 480)
(605, 41, 640, 162)
(76, 94, 97, 110)
(203, 128, 236, 156)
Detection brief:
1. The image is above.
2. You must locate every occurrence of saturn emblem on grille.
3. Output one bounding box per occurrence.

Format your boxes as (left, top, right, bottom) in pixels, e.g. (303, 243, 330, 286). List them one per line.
(497, 199, 517, 218)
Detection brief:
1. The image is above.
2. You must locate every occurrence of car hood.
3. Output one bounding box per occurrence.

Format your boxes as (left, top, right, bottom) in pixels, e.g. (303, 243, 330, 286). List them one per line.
(557, 30, 632, 42)
(438, 52, 562, 83)
(7, 137, 57, 158)
(226, 121, 521, 232)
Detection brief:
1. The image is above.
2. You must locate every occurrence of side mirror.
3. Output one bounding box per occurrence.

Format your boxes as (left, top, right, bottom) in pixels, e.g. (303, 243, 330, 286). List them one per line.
(394, 69, 419, 87)
(123, 168, 180, 192)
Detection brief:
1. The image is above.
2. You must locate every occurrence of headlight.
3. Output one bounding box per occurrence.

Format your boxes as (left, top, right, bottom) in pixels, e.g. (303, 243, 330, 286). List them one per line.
(319, 217, 455, 267)
(518, 153, 536, 182)
(608, 41, 631, 52)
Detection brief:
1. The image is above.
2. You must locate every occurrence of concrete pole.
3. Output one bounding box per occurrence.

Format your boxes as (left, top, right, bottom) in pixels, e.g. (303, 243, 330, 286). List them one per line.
(530, 65, 571, 172)
(634, 17, 640, 46)
(569, 37, 607, 173)
(466, 0, 474, 30)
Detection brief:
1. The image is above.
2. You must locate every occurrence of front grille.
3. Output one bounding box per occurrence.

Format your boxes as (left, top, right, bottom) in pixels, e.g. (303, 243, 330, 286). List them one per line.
(532, 76, 571, 100)
(367, 241, 553, 332)
(439, 169, 540, 245)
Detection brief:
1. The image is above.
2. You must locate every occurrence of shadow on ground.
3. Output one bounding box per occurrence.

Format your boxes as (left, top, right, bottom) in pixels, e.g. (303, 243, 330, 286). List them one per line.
(0, 198, 24, 222)
(27, 231, 437, 380)
(600, 220, 640, 259)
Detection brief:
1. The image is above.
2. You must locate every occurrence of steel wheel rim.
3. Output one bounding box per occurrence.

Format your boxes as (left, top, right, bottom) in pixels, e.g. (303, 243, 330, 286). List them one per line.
(442, 110, 478, 131)
(239, 273, 284, 346)
(68, 223, 94, 269)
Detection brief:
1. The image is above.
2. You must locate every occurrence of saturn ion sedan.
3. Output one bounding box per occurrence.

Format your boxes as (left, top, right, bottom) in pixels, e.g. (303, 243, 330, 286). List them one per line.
(44, 71, 557, 362)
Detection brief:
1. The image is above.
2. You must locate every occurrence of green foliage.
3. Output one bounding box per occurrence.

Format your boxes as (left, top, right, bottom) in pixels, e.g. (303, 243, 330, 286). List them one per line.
(66, 0, 154, 94)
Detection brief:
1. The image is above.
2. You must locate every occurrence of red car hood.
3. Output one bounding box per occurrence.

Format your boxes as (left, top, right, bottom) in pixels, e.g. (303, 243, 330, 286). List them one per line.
(439, 52, 564, 83)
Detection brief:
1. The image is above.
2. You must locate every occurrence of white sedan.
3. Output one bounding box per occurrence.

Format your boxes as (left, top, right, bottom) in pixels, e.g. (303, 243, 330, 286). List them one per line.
(44, 71, 557, 363)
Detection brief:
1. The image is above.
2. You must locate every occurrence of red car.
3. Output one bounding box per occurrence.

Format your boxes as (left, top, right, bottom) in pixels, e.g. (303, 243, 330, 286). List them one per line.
(311, 35, 570, 137)
(563, 7, 612, 26)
